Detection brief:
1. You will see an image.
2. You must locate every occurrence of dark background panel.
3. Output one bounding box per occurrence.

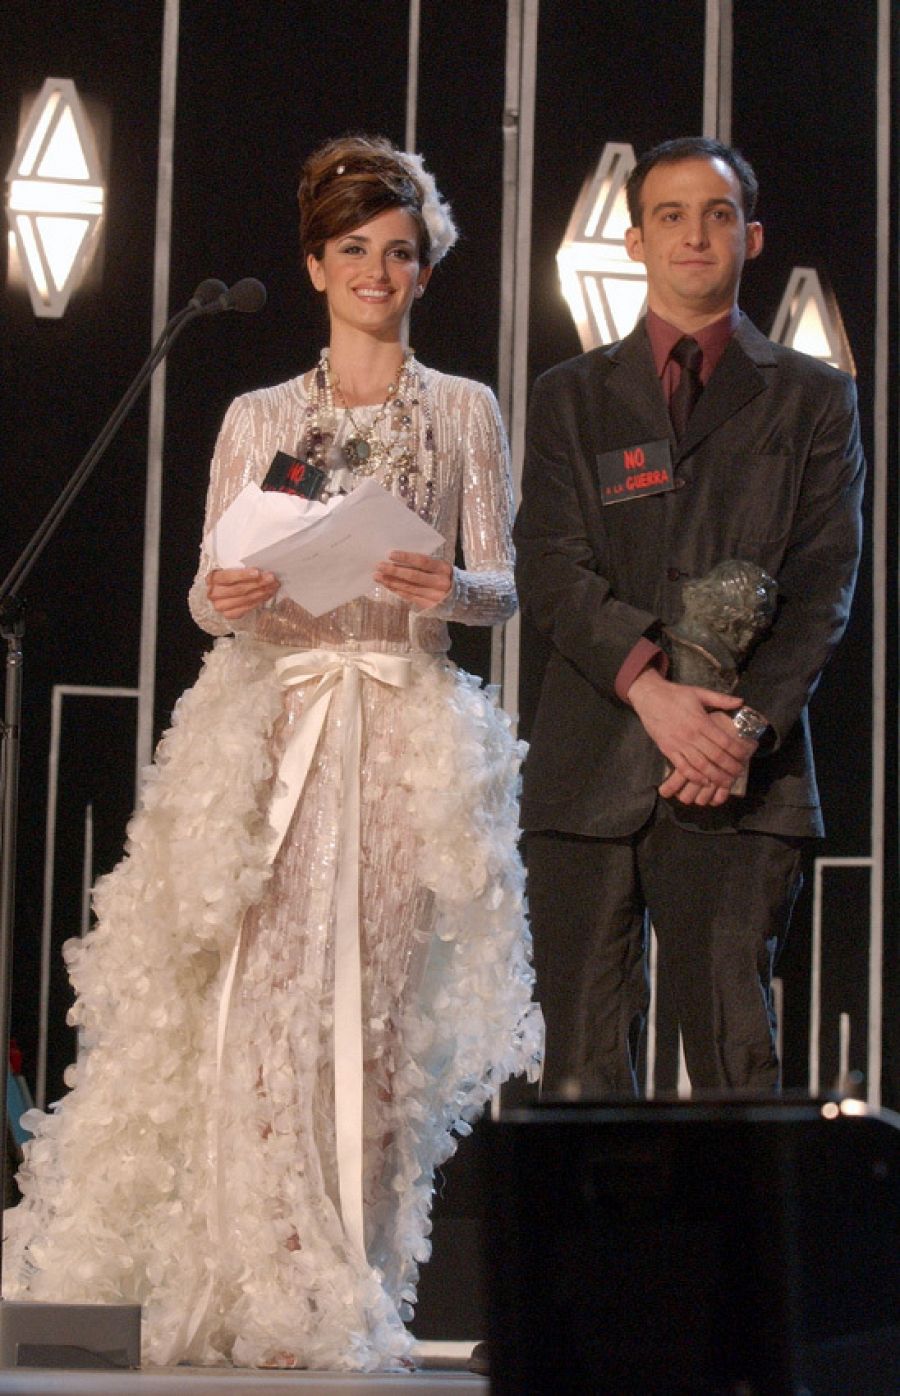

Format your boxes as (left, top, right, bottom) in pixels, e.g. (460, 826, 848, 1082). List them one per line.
(886, 0, 900, 1110)
(731, 0, 877, 860)
(730, 0, 880, 1090)
(2, 0, 165, 1094)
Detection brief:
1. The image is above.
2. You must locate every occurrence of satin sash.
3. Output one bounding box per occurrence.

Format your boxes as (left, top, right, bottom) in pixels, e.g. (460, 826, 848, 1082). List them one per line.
(270, 649, 412, 1254)
(217, 648, 412, 1260)
(171, 647, 412, 1361)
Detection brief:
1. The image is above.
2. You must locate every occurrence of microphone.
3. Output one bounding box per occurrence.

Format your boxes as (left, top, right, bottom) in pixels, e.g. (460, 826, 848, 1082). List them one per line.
(187, 277, 229, 311)
(225, 277, 267, 314)
(184, 277, 267, 317)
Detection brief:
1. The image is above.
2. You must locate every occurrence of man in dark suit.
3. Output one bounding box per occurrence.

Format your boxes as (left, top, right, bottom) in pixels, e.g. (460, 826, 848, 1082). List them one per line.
(515, 137, 864, 1096)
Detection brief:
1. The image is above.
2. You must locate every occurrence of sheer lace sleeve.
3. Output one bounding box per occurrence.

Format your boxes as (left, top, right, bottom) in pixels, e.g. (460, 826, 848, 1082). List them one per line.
(188, 395, 266, 637)
(426, 379, 517, 628)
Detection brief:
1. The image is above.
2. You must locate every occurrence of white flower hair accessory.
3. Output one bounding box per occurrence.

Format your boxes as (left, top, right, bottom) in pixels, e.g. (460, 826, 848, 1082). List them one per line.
(395, 150, 458, 264)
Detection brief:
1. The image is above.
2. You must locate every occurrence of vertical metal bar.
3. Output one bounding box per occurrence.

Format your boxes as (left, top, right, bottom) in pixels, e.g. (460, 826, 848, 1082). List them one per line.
(496, 0, 524, 434)
(493, 1, 523, 697)
(493, 0, 539, 1123)
(867, 0, 890, 1111)
(0, 618, 24, 1263)
(676, 1033, 690, 1098)
(81, 803, 94, 939)
(136, 0, 180, 789)
(405, 0, 421, 152)
(809, 857, 872, 1098)
(703, 1, 732, 142)
(772, 976, 784, 1066)
(36, 686, 63, 1110)
(509, 4, 539, 501)
(37, 686, 139, 1109)
(645, 926, 658, 1097)
(838, 1012, 851, 1090)
(716, 1, 733, 145)
(809, 860, 824, 1096)
(495, 0, 539, 713)
(702, 0, 721, 136)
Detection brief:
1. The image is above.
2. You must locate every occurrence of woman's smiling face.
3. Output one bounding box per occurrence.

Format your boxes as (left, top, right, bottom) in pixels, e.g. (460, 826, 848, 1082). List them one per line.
(307, 207, 431, 339)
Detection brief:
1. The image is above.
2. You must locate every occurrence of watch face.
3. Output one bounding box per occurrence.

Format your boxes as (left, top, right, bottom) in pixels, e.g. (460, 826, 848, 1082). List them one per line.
(735, 707, 767, 739)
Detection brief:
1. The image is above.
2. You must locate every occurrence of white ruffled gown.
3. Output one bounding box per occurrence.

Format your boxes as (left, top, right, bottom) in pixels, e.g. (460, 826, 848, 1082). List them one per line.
(3, 366, 542, 1370)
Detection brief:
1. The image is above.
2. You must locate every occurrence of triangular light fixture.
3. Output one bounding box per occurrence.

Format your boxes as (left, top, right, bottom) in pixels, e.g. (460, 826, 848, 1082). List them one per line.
(769, 267, 855, 376)
(6, 78, 105, 318)
(557, 142, 647, 350)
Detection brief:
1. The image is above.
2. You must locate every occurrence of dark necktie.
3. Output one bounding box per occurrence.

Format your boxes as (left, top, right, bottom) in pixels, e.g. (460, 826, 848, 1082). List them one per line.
(669, 336, 703, 440)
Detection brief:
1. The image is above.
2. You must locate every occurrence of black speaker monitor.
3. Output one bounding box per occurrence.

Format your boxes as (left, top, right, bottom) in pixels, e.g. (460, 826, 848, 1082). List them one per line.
(482, 1099, 900, 1395)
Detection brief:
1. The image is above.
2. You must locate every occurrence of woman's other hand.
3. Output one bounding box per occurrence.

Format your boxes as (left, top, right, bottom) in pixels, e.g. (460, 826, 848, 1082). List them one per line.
(206, 567, 279, 619)
(373, 551, 453, 609)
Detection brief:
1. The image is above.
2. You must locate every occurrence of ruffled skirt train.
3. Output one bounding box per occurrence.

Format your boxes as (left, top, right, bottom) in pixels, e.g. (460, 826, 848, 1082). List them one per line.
(3, 635, 541, 1370)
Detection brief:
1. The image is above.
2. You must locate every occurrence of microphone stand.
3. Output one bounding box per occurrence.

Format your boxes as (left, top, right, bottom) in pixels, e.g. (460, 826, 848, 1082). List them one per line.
(0, 280, 238, 1281)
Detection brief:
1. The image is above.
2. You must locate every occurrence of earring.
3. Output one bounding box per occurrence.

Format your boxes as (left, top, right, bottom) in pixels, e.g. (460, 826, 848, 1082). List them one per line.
(415, 285, 425, 299)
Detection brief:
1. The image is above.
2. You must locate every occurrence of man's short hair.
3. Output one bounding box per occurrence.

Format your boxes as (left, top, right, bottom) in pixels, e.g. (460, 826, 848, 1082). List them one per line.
(625, 137, 759, 227)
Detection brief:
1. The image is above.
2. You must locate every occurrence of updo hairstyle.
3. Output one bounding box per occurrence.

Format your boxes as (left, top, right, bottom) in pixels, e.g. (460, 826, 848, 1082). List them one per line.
(298, 134, 457, 267)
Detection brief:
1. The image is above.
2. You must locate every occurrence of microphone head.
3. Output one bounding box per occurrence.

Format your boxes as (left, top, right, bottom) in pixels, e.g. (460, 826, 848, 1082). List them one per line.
(187, 278, 228, 311)
(226, 278, 267, 314)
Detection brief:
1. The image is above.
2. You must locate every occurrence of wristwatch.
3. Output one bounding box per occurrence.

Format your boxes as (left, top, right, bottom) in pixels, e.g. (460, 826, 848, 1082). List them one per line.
(732, 705, 769, 741)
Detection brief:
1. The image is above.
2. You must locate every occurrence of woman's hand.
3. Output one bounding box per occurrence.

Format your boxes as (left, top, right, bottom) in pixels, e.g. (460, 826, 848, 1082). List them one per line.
(373, 551, 453, 610)
(206, 567, 279, 620)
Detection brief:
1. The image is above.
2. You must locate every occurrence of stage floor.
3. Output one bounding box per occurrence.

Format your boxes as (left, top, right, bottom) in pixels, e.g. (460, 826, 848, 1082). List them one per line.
(0, 1344, 486, 1395)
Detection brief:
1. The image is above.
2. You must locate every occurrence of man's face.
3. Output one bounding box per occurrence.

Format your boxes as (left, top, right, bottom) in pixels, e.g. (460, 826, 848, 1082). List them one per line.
(625, 156, 763, 324)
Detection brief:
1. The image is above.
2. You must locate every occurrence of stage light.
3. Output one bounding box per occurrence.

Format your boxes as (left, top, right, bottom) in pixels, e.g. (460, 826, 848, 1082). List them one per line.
(770, 267, 855, 376)
(557, 142, 647, 350)
(6, 78, 105, 318)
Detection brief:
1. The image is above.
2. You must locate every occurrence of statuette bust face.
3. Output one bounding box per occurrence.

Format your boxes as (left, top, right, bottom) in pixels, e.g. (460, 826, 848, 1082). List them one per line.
(678, 559, 777, 658)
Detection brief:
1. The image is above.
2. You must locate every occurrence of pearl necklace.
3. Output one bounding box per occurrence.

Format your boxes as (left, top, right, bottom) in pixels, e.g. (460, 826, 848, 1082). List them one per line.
(333, 351, 412, 476)
(301, 349, 437, 520)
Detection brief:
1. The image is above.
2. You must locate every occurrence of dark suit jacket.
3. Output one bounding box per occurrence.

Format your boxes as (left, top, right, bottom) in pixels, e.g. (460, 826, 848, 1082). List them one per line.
(514, 314, 865, 839)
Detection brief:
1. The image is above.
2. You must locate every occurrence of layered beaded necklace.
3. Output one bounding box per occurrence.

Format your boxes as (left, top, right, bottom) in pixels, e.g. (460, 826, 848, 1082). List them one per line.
(300, 349, 436, 520)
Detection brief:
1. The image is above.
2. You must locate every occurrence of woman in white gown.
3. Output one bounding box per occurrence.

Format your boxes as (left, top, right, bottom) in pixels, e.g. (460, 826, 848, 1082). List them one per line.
(4, 134, 541, 1370)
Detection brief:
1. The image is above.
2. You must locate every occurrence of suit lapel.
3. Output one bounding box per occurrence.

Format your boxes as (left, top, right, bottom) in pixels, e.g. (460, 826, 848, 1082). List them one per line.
(599, 322, 671, 441)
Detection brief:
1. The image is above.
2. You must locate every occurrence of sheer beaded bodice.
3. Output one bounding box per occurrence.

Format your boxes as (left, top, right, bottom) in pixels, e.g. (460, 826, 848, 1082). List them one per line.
(188, 365, 517, 653)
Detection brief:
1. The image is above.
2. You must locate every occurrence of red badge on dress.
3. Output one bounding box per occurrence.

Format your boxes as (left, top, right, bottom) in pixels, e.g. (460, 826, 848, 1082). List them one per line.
(262, 450, 327, 501)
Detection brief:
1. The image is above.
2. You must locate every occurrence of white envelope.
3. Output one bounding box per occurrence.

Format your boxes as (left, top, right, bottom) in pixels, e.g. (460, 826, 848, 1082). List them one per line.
(210, 478, 443, 617)
(205, 483, 332, 569)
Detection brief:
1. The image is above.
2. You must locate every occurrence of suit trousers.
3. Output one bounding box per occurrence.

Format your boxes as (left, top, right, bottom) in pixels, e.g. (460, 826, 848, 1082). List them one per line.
(526, 802, 804, 1096)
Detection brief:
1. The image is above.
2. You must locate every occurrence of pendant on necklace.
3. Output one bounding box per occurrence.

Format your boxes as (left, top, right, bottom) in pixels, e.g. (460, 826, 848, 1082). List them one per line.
(344, 437, 370, 467)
